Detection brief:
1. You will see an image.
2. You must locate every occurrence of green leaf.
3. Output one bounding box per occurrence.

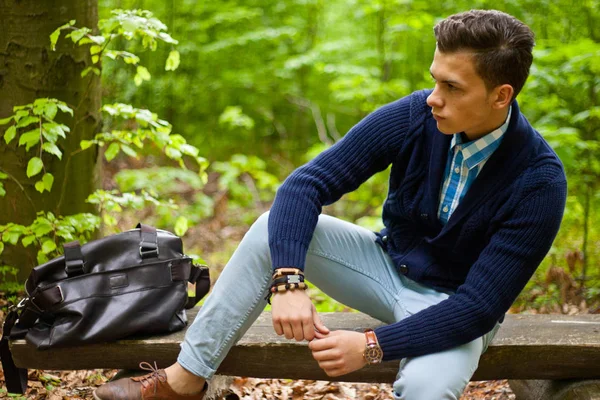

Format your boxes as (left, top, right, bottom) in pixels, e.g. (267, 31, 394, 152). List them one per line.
(41, 239, 57, 254)
(3, 231, 20, 245)
(16, 116, 39, 128)
(57, 103, 73, 116)
(120, 144, 138, 158)
(44, 103, 58, 120)
(42, 173, 54, 191)
(0, 116, 13, 125)
(0, 182, 5, 197)
(19, 129, 41, 151)
(4, 126, 16, 144)
(37, 252, 49, 265)
(27, 157, 44, 178)
(49, 20, 75, 51)
(105, 142, 120, 161)
(68, 27, 91, 43)
(50, 29, 61, 51)
(165, 50, 180, 71)
(80, 140, 94, 150)
(174, 216, 189, 236)
(0, 241, 4, 256)
(33, 221, 53, 236)
(35, 180, 45, 193)
(42, 142, 62, 159)
(22, 235, 36, 247)
(134, 66, 151, 86)
(88, 35, 106, 45)
(81, 67, 99, 77)
(13, 106, 31, 122)
(90, 45, 103, 55)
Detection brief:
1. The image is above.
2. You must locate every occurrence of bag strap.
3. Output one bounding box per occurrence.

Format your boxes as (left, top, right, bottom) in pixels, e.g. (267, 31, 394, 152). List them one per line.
(64, 240, 85, 277)
(0, 309, 28, 394)
(136, 223, 159, 260)
(186, 265, 210, 309)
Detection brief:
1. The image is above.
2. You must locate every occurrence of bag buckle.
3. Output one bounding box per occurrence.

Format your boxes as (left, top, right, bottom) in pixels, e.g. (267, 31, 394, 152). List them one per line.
(65, 258, 85, 277)
(139, 242, 159, 259)
(12, 297, 29, 312)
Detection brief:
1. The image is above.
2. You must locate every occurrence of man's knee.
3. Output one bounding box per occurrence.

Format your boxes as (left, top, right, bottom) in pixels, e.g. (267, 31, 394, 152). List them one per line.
(392, 371, 468, 400)
(392, 342, 481, 400)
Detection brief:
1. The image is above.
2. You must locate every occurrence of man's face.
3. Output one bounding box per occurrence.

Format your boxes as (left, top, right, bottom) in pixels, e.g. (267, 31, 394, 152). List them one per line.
(426, 49, 498, 139)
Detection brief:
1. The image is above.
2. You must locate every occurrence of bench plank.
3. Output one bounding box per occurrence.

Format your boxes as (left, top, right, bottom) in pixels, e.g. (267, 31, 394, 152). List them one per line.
(9, 311, 600, 382)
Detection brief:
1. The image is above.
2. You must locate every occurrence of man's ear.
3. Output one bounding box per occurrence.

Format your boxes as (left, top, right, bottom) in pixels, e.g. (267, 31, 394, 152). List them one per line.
(493, 84, 514, 109)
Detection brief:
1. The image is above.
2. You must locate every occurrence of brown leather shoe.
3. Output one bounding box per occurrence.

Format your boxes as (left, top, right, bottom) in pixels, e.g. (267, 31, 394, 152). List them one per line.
(93, 362, 207, 400)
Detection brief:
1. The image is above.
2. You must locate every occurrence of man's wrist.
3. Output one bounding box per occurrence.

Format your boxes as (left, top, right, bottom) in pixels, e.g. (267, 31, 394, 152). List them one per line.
(363, 329, 383, 364)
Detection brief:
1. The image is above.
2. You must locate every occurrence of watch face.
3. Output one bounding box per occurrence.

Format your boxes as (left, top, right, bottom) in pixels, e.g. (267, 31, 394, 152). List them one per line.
(365, 345, 383, 364)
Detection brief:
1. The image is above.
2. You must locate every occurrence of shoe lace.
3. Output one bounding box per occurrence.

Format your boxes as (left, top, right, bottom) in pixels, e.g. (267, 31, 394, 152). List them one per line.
(137, 361, 167, 395)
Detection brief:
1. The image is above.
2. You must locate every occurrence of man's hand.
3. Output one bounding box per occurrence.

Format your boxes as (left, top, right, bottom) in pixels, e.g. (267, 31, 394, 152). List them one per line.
(271, 289, 329, 341)
(309, 330, 368, 377)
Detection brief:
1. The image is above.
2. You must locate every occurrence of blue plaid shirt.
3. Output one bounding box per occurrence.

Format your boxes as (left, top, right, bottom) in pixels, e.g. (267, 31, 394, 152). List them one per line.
(438, 107, 512, 225)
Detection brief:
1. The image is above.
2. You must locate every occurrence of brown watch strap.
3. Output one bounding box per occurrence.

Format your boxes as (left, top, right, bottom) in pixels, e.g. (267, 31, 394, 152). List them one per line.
(365, 329, 378, 345)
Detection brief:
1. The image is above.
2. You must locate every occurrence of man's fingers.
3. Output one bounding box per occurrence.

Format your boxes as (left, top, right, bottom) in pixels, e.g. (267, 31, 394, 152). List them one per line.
(313, 330, 328, 340)
(272, 316, 284, 336)
(309, 337, 333, 352)
(291, 318, 304, 341)
(282, 323, 294, 340)
(302, 317, 315, 341)
(311, 349, 339, 361)
(318, 359, 343, 370)
(312, 306, 330, 334)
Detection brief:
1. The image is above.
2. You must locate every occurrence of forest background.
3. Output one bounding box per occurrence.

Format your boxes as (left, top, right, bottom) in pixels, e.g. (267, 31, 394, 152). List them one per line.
(1, 0, 599, 319)
(0, 0, 598, 397)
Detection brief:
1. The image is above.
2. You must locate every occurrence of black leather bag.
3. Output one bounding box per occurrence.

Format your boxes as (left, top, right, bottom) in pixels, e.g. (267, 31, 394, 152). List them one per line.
(0, 223, 210, 394)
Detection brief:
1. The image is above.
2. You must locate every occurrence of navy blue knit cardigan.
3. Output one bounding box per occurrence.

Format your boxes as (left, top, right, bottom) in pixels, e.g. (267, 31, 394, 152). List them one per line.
(268, 89, 567, 361)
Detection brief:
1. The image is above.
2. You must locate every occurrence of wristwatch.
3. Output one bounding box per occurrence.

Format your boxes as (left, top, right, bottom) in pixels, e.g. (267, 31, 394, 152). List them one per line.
(363, 329, 383, 364)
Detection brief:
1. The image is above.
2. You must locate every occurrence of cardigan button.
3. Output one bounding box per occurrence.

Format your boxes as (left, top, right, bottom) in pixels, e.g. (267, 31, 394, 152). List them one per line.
(382, 235, 388, 243)
(399, 264, 409, 275)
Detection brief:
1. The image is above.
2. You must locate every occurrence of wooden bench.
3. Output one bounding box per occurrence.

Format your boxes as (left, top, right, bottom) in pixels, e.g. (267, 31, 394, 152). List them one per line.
(9, 309, 600, 399)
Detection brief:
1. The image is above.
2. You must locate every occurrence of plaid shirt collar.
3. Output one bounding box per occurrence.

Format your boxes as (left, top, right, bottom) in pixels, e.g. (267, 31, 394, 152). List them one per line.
(450, 107, 512, 170)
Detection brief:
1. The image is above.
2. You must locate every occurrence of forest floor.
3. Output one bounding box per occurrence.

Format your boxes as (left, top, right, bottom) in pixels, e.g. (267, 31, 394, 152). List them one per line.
(0, 367, 515, 399)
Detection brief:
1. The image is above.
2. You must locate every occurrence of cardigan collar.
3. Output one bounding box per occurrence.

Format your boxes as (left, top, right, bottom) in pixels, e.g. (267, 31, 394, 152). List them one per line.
(414, 90, 536, 237)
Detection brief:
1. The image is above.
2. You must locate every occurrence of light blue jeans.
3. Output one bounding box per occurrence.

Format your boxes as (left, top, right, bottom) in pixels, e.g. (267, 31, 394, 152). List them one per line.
(178, 212, 499, 400)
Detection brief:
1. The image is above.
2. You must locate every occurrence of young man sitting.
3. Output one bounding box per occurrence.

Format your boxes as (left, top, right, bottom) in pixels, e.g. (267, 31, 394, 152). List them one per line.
(95, 9, 567, 400)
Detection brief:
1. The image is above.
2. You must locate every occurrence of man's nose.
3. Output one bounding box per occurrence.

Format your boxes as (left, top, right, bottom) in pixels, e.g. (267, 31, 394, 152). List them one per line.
(426, 86, 443, 109)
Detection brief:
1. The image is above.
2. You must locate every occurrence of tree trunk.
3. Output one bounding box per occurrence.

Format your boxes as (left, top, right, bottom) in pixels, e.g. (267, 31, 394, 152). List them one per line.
(0, 0, 101, 282)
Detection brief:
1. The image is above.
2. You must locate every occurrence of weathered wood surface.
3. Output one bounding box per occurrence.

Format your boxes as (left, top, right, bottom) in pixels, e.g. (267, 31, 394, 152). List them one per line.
(10, 311, 600, 383)
(509, 379, 600, 400)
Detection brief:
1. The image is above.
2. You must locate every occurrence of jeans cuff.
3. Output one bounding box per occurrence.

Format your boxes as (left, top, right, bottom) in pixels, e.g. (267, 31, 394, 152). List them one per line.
(177, 345, 216, 380)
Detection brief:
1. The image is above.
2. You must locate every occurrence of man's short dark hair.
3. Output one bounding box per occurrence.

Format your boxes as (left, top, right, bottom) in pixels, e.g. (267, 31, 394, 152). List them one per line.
(434, 9, 535, 99)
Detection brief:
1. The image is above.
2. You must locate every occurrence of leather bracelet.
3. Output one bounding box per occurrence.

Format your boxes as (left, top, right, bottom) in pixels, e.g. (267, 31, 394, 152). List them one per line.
(271, 274, 305, 287)
(272, 268, 304, 279)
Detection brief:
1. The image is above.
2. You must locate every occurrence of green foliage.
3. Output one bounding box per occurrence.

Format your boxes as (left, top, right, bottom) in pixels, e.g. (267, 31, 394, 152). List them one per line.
(0, 212, 100, 267)
(213, 154, 280, 208)
(51, 9, 179, 82)
(0, 99, 73, 194)
(113, 167, 213, 228)
(87, 103, 208, 175)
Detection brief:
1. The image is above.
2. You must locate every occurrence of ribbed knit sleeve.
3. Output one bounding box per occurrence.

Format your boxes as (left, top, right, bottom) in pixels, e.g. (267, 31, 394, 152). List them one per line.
(374, 175, 567, 361)
(268, 95, 412, 270)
